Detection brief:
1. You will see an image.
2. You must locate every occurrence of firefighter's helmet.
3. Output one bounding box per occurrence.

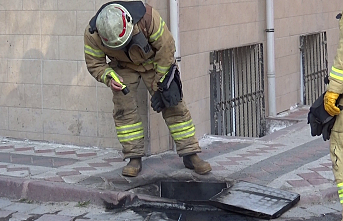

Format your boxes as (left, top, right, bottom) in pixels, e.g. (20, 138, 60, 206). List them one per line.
(96, 3, 134, 50)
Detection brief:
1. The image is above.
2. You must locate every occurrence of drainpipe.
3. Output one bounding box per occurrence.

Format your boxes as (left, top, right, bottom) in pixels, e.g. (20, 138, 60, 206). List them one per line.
(266, 0, 276, 117)
(170, 0, 181, 68)
(169, 0, 180, 151)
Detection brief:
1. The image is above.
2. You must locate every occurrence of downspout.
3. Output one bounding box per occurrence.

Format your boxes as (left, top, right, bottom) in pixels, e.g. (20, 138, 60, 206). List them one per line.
(266, 0, 276, 117)
(170, 0, 181, 68)
(169, 0, 180, 151)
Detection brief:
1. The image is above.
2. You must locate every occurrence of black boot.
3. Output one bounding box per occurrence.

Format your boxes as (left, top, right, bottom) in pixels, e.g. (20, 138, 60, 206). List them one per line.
(122, 158, 142, 177)
(183, 154, 212, 175)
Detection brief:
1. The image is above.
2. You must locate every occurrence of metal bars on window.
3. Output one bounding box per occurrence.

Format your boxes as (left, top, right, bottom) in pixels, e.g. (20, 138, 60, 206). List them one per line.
(300, 32, 328, 105)
(210, 44, 266, 137)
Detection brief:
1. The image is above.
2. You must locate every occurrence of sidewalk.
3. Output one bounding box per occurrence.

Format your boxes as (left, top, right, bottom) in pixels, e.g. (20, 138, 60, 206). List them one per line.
(0, 106, 340, 219)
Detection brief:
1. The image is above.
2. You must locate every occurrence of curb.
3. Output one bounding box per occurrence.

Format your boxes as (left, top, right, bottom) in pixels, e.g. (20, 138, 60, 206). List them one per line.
(0, 174, 337, 209)
(0, 176, 136, 207)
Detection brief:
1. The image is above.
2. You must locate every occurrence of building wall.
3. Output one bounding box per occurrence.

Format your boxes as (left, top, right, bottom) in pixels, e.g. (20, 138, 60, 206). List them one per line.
(0, 0, 341, 154)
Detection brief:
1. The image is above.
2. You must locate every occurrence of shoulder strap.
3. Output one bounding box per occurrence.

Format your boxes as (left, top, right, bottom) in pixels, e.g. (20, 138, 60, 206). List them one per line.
(137, 4, 152, 37)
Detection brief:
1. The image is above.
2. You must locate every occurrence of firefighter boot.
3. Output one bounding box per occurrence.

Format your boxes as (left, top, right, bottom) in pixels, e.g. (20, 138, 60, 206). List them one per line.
(183, 154, 212, 175)
(122, 158, 142, 177)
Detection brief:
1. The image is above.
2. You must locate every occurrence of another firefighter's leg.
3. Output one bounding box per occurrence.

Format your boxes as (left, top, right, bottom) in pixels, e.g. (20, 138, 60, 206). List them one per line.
(330, 131, 343, 221)
(162, 101, 212, 174)
(112, 68, 144, 177)
(330, 108, 343, 220)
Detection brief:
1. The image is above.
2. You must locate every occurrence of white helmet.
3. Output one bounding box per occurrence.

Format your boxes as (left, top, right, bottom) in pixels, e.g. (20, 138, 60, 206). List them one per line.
(96, 3, 134, 50)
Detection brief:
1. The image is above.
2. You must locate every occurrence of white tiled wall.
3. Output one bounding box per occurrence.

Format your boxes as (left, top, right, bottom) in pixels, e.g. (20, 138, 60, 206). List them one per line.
(0, 0, 341, 154)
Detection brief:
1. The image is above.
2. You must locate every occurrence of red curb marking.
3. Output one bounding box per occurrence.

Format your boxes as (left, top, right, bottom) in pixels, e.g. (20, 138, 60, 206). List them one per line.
(57, 171, 81, 176)
(297, 172, 325, 180)
(7, 167, 29, 172)
(55, 151, 76, 155)
(0, 146, 14, 150)
(104, 158, 123, 162)
(307, 178, 331, 186)
(14, 147, 33, 151)
(88, 162, 112, 167)
(34, 149, 54, 153)
(287, 179, 311, 187)
(309, 167, 332, 172)
(76, 153, 97, 157)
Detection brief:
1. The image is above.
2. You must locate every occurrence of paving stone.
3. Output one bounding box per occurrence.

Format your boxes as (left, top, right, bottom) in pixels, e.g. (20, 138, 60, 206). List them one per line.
(0, 198, 14, 208)
(307, 178, 330, 186)
(57, 204, 103, 216)
(29, 203, 69, 215)
(35, 214, 74, 221)
(287, 179, 311, 187)
(3, 202, 39, 213)
(9, 212, 34, 221)
(0, 210, 13, 218)
(305, 204, 338, 216)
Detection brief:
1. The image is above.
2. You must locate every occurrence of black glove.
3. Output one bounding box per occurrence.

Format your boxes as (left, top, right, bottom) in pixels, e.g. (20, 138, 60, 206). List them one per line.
(322, 117, 336, 141)
(151, 91, 165, 113)
(156, 64, 183, 109)
(160, 80, 181, 108)
(307, 92, 342, 141)
(307, 113, 322, 137)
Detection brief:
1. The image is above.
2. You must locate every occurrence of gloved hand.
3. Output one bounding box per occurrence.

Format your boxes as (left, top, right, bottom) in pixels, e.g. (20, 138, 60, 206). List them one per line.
(324, 91, 341, 116)
(151, 91, 165, 113)
(159, 80, 181, 108)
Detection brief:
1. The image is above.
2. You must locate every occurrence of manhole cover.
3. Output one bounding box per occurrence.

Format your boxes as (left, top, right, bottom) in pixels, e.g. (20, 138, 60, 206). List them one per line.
(209, 181, 300, 219)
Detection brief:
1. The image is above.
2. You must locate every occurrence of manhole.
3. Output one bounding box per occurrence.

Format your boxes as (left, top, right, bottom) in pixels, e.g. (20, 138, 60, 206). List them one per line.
(160, 181, 228, 205)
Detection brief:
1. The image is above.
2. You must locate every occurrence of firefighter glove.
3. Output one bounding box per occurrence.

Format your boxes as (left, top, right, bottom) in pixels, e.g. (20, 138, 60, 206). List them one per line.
(324, 91, 341, 116)
(151, 91, 165, 113)
(159, 80, 181, 108)
(322, 117, 336, 141)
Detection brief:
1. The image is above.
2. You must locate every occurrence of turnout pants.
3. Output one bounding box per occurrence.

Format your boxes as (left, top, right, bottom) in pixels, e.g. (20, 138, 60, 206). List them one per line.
(111, 67, 201, 159)
(330, 103, 343, 213)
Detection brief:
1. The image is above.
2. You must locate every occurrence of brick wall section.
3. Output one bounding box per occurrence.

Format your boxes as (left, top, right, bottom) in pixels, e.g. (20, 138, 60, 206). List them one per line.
(0, 0, 341, 154)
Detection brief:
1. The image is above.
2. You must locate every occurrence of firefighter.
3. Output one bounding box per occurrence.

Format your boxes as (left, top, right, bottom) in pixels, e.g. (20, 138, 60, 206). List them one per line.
(83, 1, 212, 177)
(324, 11, 343, 221)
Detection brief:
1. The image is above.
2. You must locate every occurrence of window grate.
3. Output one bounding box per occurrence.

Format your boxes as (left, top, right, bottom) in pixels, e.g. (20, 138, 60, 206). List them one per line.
(210, 44, 266, 137)
(300, 32, 328, 105)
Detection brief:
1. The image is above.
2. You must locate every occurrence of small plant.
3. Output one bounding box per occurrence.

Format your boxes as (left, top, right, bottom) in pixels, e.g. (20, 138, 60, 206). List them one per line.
(18, 198, 33, 204)
(76, 200, 90, 207)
